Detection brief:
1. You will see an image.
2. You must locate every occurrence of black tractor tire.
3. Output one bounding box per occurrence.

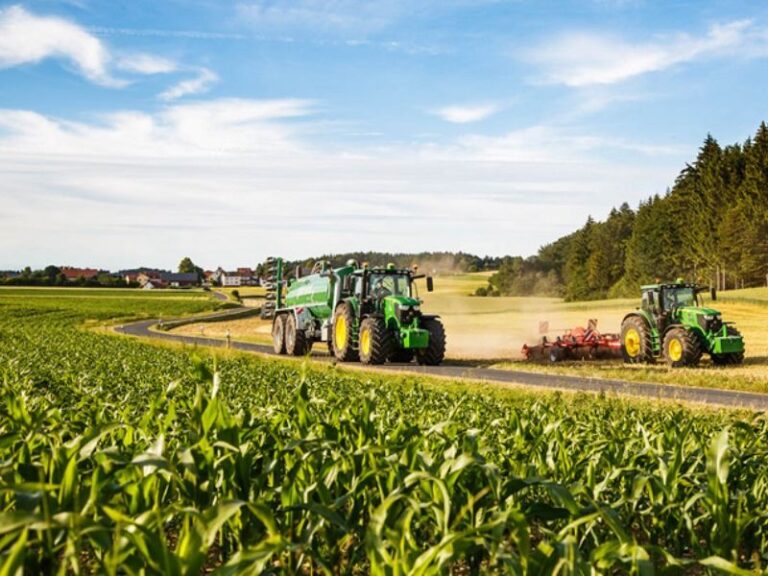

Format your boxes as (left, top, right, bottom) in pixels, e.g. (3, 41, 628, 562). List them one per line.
(333, 302, 359, 362)
(285, 313, 310, 356)
(711, 326, 745, 365)
(416, 318, 446, 366)
(358, 317, 394, 365)
(327, 339, 335, 357)
(272, 314, 287, 355)
(662, 327, 702, 367)
(389, 348, 415, 363)
(621, 316, 654, 364)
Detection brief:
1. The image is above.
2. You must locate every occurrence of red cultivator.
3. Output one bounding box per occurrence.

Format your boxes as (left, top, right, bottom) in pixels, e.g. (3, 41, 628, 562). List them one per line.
(522, 319, 623, 362)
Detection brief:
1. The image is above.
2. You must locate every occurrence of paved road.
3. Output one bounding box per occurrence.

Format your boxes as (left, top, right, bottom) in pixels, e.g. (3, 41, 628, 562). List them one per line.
(115, 312, 768, 411)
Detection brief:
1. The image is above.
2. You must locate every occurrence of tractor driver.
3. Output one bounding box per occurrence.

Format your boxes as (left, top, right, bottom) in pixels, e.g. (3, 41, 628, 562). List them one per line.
(371, 277, 393, 300)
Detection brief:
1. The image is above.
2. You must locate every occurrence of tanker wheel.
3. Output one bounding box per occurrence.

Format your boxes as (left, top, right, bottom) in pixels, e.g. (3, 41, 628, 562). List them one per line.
(285, 314, 310, 356)
(711, 326, 745, 365)
(389, 348, 414, 363)
(333, 302, 359, 362)
(621, 316, 654, 364)
(272, 314, 287, 355)
(416, 318, 446, 366)
(663, 327, 702, 367)
(359, 317, 393, 365)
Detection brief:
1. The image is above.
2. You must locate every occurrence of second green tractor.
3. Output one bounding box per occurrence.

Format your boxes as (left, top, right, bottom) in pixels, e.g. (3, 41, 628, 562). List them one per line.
(621, 280, 745, 367)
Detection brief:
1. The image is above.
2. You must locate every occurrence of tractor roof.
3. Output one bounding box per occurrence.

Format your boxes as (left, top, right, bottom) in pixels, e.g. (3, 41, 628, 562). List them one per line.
(640, 282, 700, 291)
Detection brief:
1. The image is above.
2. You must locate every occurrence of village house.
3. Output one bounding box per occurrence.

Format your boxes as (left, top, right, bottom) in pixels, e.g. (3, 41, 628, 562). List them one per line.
(60, 267, 101, 281)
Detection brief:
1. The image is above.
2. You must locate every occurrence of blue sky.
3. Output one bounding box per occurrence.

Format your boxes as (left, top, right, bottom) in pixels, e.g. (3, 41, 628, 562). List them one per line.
(1, 0, 767, 270)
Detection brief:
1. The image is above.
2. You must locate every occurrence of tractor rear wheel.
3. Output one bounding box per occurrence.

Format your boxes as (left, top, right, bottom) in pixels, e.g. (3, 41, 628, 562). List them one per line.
(711, 326, 745, 365)
(333, 302, 359, 362)
(358, 317, 393, 365)
(621, 316, 654, 364)
(285, 314, 310, 356)
(416, 318, 446, 366)
(662, 327, 702, 367)
(272, 314, 286, 355)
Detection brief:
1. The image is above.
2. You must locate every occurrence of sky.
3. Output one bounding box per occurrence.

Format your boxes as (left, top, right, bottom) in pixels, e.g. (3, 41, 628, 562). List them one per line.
(1, 0, 767, 270)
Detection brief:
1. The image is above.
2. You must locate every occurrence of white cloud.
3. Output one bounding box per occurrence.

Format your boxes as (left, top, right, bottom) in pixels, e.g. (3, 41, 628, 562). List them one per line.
(159, 68, 219, 101)
(0, 4, 121, 86)
(432, 104, 500, 124)
(0, 5, 211, 99)
(0, 99, 685, 270)
(118, 53, 178, 75)
(525, 19, 756, 87)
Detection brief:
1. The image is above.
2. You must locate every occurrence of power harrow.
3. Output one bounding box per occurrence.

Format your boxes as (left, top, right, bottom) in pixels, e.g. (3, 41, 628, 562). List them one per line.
(522, 319, 622, 362)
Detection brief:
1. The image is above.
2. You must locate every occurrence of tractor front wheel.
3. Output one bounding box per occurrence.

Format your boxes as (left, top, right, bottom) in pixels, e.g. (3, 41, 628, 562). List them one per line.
(621, 316, 654, 364)
(333, 302, 359, 362)
(272, 314, 286, 355)
(358, 317, 393, 365)
(416, 318, 446, 366)
(662, 327, 702, 367)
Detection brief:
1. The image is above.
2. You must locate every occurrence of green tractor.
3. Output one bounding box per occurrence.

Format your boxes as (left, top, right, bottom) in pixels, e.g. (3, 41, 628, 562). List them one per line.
(261, 257, 446, 365)
(620, 280, 745, 367)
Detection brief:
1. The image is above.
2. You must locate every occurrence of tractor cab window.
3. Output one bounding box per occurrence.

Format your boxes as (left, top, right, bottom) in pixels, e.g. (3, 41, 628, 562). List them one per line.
(641, 291, 657, 314)
(368, 273, 411, 300)
(662, 287, 696, 311)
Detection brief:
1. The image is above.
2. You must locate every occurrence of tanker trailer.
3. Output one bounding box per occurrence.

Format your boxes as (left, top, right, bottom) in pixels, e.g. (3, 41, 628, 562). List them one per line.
(261, 257, 446, 365)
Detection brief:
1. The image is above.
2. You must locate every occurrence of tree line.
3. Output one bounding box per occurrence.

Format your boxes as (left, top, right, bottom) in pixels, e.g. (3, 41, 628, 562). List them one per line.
(286, 251, 503, 275)
(485, 122, 768, 300)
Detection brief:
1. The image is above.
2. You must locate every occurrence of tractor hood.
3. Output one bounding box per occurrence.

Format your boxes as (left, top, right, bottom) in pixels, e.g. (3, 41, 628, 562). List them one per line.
(381, 295, 422, 323)
(681, 305, 721, 316)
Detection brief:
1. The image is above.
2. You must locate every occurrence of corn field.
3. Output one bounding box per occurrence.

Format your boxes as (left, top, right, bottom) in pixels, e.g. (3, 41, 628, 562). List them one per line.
(0, 291, 767, 574)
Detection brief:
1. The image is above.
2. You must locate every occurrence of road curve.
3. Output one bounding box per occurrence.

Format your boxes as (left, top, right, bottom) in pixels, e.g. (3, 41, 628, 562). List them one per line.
(115, 312, 768, 411)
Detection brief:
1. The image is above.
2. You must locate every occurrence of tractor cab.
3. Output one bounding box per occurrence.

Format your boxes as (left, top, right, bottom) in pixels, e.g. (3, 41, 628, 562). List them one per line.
(354, 264, 432, 318)
(640, 282, 705, 328)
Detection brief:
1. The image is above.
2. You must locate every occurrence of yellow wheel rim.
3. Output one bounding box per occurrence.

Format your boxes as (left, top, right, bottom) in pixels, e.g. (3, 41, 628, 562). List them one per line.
(335, 315, 347, 349)
(360, 328, 371, 356)
(668, 338, 683, 362)
(624, 328, 641, 357)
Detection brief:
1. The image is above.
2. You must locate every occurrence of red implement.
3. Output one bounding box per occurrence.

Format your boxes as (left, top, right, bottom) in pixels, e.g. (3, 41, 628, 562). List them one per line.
(522, 319, 622, 362)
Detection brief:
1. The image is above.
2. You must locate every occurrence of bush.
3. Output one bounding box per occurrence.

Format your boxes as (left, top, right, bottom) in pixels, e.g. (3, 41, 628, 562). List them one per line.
(475, 286, 488, 297)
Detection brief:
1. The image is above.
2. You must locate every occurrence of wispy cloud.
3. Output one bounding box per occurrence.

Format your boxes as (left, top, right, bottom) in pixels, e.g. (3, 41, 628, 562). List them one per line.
(117, 53, 178, 75)
(0, 4, 122, 86)
(432, 104, 500, 124)
(159, 68, 219, 101)
(0, 5, 217, 100)
(524, 19, 757, 87)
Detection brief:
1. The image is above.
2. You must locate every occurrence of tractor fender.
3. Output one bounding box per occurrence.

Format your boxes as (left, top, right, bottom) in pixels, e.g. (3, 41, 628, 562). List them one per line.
(289, 307, 314, 333)
(660, 323, 685, 337)
(419, 314, 441, 321)
(621, 311, 650, 329)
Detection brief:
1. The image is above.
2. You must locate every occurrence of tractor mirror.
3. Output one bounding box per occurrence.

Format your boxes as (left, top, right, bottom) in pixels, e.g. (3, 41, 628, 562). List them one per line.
(711, 288, 717, 301)
(426, 277, 434, 292)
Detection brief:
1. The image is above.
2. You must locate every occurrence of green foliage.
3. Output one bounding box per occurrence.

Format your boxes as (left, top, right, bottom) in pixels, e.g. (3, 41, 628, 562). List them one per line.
(1, 291, 768, 572)
(493, 122, 768, 299)
(178, 257, 203, 279)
